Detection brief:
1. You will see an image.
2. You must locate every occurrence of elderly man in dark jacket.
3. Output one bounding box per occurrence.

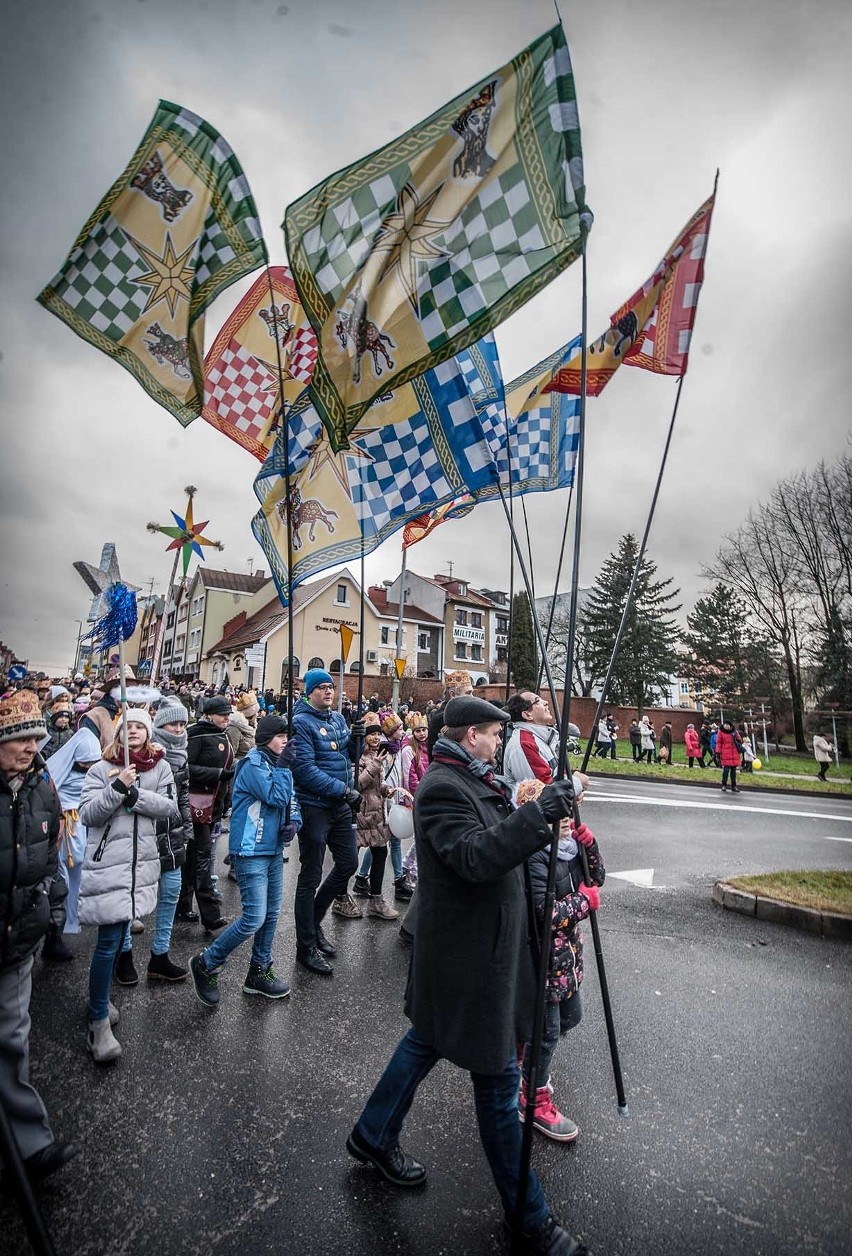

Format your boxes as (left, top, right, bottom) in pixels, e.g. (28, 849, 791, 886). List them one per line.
(179, 695, 233, 930)
(0, 691, 78, 1181)
(347, 696, 589, 1256)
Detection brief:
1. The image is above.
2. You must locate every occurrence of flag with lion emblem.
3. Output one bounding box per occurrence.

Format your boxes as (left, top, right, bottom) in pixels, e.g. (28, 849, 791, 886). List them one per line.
(38, 100, 266, 425)
(285, 23, 590, 450)
(252, 336, 505, 603)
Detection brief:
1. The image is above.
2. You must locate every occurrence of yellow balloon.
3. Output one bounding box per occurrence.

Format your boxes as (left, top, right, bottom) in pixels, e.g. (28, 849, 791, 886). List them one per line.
(752, 758, 762, 771)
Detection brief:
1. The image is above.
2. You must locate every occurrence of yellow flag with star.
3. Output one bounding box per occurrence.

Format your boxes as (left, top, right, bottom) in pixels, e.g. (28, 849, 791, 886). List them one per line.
(285, 24, 589, 450)
(38, 100, 266, 425)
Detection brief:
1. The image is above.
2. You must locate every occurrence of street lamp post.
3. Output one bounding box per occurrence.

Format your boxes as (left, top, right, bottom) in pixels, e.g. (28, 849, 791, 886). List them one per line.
(72, 619, 84, 677)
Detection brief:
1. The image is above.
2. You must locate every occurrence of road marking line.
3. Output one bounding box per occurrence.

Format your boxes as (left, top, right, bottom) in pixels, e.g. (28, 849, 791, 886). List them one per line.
(583, 792, 852, 824)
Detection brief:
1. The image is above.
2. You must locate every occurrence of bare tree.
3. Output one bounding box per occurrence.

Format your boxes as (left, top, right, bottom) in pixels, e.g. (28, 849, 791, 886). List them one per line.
(705, 506, 809, 750)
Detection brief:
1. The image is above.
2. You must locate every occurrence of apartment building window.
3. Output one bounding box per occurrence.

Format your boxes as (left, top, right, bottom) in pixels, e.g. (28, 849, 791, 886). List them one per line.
(455, 609, 467, 626)
(178, 604, 188, 621)
(308, 656, 324, 669)
(455, 642, 467, 659)
(175, 634, 185, 652)
(166, 612, 175, 629)
(497, 647, 508, 663)
(336, 584, 348, 605)
(380, 626, 390, 644)
(163, 640, 172, 657)
(471, 644, 482, 662)
(470, 612, 482, 629)
(496, 615, 509, 633)
(418, 631, 429, 651)
(191, 596, 205, 617)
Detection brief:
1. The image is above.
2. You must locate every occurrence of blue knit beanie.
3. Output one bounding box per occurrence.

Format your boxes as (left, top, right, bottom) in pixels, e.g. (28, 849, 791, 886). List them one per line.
(303, 668, 334, 695)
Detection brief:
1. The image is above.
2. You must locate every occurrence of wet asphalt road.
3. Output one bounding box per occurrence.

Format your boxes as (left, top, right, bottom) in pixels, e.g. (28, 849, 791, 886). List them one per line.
(2, 782, 851, 1256)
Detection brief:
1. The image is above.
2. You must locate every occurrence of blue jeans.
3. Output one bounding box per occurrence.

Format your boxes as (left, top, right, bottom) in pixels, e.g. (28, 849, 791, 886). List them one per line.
(202, 850, 284, 972)
(522, 991, 584, 1083)
(294, 803, 358, 953)
(358, 836, 403, 882)
(355, 1026, 550, 1231)
(152, 868, 182, 955)
(89, 921, 128, 1020)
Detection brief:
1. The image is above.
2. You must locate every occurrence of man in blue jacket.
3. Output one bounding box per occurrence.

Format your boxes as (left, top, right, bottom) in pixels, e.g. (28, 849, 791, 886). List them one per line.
(189, 715, 300, 1006)
(291, 669, 364, 975)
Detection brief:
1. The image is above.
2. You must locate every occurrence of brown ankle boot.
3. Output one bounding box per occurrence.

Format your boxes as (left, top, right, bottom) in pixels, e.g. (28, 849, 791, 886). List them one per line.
(367, 895, 399, 921)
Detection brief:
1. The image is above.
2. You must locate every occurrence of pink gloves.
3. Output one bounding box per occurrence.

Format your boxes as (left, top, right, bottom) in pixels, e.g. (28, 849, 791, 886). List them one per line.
(578, 883, 600, 911)
(573, 822, 595, 849)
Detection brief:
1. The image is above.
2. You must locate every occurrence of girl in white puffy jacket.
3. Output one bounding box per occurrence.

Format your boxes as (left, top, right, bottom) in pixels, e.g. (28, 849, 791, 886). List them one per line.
(78, 710, 177, 1064)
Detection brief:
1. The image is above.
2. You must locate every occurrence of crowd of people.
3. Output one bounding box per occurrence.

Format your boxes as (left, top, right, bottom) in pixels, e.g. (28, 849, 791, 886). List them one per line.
(1, 665, 606, 1254)
(0, 662, 838, 1252)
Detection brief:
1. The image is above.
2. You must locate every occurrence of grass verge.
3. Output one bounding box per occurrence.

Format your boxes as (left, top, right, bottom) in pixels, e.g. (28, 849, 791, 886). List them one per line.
(581, 753, 851, 795)
(727, 871, 852, 915)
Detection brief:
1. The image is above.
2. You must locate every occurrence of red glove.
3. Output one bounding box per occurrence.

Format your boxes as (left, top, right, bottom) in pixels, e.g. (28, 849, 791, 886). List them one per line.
(573, 822, 595, 849)
(578, 883, 600, 911)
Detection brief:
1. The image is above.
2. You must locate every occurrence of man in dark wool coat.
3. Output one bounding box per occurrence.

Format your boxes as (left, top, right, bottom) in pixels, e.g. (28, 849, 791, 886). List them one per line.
(347, 695, 590, 1256)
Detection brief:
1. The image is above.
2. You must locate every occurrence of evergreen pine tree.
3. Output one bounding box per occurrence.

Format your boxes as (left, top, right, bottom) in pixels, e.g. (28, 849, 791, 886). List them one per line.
(582, 534, 682, 712)
(510, 591, 539, 692)
(683, 584, 750, 710)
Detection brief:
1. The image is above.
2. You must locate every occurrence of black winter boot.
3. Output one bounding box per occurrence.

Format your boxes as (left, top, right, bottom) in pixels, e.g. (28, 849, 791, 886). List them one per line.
(42, 925, 74, 963)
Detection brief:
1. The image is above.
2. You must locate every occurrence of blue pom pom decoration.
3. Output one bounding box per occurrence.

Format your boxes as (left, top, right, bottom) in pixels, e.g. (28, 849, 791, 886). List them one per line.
(86, 582, 138, 649)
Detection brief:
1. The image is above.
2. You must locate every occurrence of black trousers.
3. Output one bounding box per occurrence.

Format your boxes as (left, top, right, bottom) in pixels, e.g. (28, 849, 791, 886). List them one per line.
(180, 823, 222, 926)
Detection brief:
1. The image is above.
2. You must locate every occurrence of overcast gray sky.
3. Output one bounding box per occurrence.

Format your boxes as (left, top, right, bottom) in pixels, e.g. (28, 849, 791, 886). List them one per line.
(2, 0, 851, 672)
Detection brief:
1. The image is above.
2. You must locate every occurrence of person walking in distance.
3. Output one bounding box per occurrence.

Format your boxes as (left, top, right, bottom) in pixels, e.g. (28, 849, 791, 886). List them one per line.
(813, 729, 835, 783)
(347, 695, 589, 1255)
(683, 723, 703, 769)
(290, 670, 365, 975)
(716, 720, 742, 793)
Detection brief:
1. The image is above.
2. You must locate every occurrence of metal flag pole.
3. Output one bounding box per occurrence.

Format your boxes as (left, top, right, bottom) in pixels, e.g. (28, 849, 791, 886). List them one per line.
(513, 233, 627, 1253)
(536, 483, 575, 692)
(263, 264, 297, 722)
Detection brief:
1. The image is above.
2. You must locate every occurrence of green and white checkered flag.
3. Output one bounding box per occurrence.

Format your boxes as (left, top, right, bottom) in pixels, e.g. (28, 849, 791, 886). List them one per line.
(285, 24, 590, 450)
(38, 101, 266, 426)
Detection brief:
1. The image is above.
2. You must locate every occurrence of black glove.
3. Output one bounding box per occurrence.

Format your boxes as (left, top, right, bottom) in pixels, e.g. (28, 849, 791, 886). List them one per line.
(280, 822, 298, 845)
(536, 778, 575, 822)
(276, 741, 297, 769)
(349, 720, 367, 741)
(343, 787, 361, 808)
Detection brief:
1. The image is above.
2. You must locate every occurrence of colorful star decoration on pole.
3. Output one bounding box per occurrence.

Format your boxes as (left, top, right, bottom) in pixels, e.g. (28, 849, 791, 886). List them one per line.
(147, 485, 224, 576)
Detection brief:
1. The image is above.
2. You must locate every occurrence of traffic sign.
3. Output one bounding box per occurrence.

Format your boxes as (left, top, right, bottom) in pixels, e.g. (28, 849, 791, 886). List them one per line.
(394, 658, 406, 680)
(7, 664, 27, 681)
(339, 624, 354, 662)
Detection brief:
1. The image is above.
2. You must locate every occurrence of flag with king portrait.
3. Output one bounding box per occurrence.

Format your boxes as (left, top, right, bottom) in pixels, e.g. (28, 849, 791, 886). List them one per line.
(284, 24, 589, 449)
(547, 192, 715, 396)
(38, 100, 266, 425)
(252, 336, 504, 603)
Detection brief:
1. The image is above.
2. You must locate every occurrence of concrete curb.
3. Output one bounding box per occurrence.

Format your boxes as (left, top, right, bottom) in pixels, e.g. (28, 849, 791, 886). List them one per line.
(712, 881, 852, 941)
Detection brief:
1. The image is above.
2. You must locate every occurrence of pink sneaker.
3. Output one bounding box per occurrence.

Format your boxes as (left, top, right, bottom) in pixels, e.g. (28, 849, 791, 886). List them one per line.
(519, 1082, 579, 1143)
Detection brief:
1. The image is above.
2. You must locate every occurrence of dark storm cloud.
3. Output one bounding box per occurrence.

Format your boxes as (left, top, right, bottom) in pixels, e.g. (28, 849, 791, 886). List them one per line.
(1, 0, 850, 668)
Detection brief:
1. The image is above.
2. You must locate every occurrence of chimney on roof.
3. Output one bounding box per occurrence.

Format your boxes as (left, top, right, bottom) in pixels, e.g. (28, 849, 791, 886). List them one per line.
(383, 580, 393, 588)
(255, 569, 265, 580)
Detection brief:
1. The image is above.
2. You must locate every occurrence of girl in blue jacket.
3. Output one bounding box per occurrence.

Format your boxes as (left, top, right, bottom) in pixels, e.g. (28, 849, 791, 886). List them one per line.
(190, 715, 301, 1007)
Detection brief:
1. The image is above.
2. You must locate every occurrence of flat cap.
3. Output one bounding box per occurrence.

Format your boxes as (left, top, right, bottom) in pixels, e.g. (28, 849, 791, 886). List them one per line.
(204, 695, 232, 716)
(443, 695, 510, 728)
